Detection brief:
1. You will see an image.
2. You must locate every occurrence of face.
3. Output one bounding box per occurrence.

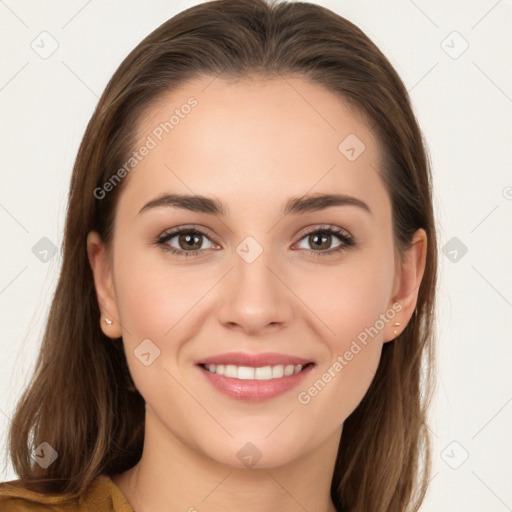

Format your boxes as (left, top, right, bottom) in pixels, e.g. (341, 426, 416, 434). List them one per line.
(88, 75, 425, 469)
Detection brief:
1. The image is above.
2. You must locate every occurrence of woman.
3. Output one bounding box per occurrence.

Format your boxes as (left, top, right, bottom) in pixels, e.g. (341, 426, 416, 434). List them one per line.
(0, 0, 437, 510)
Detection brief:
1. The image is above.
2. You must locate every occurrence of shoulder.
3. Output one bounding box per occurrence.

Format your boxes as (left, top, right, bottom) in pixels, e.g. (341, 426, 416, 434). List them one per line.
(0, 477, 76, 511)
(0, 475, 133, 512)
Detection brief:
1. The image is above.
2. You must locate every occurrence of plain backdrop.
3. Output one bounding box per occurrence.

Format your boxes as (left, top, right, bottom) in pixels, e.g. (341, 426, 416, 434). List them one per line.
(0, 1, 511, 510)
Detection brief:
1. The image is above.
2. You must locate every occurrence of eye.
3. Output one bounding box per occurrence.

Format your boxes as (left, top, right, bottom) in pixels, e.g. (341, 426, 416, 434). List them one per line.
(294, 225, 355, 256)
(155, 224, 355, 257)
(155, 226, 217, 256)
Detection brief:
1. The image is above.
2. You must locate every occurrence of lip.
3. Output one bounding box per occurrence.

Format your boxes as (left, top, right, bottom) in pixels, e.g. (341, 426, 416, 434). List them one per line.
(195, 352, 315, 402)
(196, 352, 313, 367)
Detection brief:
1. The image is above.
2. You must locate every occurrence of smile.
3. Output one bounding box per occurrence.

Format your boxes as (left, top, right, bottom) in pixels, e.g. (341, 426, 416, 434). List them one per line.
(202, 363, 305, 380)
(196, 357, 315, 401)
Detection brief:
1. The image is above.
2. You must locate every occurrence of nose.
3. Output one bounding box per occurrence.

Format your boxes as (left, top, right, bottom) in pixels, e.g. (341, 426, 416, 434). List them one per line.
(216, 243, 293, 335)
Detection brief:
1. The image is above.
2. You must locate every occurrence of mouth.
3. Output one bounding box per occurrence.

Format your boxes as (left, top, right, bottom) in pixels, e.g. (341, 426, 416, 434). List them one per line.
(199, 362, 315, 380)
(195, 352, 316, 401)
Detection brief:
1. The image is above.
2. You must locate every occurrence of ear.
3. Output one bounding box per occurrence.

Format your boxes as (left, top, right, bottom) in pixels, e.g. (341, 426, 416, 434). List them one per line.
(87, 231, 122, 339)
(384, 228, 427, 343)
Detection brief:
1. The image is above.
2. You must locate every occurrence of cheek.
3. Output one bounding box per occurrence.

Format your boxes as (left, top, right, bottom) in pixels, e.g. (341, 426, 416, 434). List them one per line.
(114, 256, 169, 336)
(303, 244, 395, 344)
(294, 246, 394, 420)
(112, 235, 204, 335)
(111, 247, 203, 404)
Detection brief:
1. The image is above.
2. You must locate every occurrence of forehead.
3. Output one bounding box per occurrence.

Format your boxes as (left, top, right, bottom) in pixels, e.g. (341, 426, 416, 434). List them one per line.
(118, 75, 388, 217)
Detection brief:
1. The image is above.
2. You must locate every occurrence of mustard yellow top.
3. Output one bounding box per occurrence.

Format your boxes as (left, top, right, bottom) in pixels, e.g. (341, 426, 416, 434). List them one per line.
(0, 475, 134, 511)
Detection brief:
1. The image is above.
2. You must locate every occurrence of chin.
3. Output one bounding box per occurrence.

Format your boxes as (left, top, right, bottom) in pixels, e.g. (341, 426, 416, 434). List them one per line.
(197, 430, 312, 470)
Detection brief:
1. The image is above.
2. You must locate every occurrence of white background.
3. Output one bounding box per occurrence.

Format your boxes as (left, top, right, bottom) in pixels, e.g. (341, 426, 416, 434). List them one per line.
(0, 1, 511, 510)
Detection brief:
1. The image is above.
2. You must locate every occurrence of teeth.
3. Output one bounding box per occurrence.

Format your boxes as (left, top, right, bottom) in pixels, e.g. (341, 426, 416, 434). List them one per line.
(224, 365, 238, 378)
(238, 366, 255, 380)
(284, 364, 294, 376)
(272, 365, 284, 378)
(255, 366, 272, 380)
(203, 363, 305, 380)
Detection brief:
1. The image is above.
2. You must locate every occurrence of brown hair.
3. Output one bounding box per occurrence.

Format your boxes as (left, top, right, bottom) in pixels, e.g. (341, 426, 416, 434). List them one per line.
(5, 1, 437, 510)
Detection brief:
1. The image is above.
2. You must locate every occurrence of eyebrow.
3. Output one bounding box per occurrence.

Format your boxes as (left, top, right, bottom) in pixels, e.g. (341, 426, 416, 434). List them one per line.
(137, 192, 372, 217)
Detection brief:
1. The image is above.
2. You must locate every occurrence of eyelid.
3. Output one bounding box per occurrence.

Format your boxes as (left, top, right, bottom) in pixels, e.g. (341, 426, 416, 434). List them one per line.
(293, 223, 352, 241)
(157, 224, 215, 239)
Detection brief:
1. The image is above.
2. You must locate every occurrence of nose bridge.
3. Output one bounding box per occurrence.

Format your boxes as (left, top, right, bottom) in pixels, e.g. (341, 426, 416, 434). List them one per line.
(217, 234, 290, 331)
(234, 234, 280, 305)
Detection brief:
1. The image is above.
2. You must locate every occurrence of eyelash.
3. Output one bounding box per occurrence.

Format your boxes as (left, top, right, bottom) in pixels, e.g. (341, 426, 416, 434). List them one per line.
(155, 224, 355, 258)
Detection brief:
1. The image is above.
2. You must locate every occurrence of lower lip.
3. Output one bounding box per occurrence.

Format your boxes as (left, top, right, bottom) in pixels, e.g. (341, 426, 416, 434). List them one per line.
(197, 364, 314, 402)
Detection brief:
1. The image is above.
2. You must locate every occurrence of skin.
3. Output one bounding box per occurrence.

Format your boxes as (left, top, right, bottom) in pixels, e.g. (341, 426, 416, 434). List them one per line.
(87, 75, 427, 512)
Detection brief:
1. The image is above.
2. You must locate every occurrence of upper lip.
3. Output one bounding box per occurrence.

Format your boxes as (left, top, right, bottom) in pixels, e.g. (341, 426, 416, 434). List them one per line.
(196, 352, 314, 367)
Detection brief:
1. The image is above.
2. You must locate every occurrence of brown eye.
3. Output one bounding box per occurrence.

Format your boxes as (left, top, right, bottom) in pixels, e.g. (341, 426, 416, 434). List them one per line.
(156, 227, 216, 256)
(295, 226, 354, 256)
(308, 232, 333, 250)
(177, 232, 203, 251)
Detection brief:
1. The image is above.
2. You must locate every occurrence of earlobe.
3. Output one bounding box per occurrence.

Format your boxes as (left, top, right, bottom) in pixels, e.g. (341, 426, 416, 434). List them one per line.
(86, 231, 122, 339)
(384, 229, 427, 343)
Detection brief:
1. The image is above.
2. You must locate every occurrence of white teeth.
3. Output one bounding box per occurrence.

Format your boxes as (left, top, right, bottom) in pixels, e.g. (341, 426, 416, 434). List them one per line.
(254, 366, 272, 380)
(272, 365, 284, 378)
(224, 365, 238, 378)
(284, 364, 295, 376)
(203, 363, 305, 380)
(238, 366, 255, 380)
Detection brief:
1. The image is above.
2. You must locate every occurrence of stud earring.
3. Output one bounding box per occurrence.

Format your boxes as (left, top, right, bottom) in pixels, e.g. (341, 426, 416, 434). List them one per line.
(393, 321, 401, 335)
(104, 317, 113, 326)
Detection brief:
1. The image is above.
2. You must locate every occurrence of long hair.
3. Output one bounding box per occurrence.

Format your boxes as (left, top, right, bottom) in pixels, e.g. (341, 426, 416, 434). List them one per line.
(5, 1, 437, 510)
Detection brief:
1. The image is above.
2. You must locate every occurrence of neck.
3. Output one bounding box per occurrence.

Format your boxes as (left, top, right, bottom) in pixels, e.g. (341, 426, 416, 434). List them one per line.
(112, 409, 342, 512)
